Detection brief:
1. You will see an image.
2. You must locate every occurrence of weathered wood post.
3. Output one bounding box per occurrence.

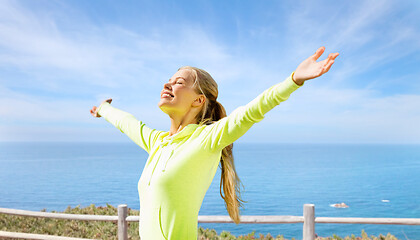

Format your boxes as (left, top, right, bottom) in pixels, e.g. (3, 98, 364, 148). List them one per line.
(303, 204, 315, 240)
(118, 204, 128, 240)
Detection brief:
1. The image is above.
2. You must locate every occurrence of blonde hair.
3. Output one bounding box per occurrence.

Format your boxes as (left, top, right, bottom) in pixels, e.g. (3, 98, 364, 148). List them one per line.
(178, 66, 245, 224)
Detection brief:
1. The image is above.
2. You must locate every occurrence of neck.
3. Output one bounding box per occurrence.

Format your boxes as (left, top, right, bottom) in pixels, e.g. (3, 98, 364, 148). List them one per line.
(168, 111, 198, 137)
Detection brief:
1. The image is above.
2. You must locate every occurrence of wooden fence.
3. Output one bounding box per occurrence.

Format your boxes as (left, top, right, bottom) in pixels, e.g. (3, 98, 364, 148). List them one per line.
(1, 204, 419, 240)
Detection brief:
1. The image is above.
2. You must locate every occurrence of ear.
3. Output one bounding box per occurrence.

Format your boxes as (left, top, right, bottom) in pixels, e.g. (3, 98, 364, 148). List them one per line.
(192, 94, 206, 108)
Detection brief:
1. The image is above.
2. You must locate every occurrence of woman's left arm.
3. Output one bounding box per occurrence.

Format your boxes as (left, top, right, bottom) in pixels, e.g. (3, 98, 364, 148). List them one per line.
(202, 47, 339, 150)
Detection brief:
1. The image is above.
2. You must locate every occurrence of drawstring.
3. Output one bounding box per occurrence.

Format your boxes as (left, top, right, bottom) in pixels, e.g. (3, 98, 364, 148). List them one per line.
(148, 149, 163, 186)
(162, 147, 174, 172)
(148, 138, 174, 186)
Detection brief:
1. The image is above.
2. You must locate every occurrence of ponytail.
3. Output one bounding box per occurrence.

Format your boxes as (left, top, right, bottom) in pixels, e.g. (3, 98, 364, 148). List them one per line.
(179, 66, 246, 224)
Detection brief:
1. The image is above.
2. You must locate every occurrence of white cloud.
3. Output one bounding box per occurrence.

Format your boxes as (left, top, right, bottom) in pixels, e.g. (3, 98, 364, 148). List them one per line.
(1, 0, 419, 143)
(248, 85, 420, 143)
(284, 0, 420, 86)
(0, 1, 238, 88)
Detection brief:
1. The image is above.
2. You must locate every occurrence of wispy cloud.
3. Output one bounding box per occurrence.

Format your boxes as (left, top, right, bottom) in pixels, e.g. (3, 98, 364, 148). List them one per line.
(0, 1, 122, 87)
(0, 1, 251, 88)
(244, 86, 420, 144)
(284, 0, 420, 86)
(0, 0, 264, 137)
(1, 0, 419, 143)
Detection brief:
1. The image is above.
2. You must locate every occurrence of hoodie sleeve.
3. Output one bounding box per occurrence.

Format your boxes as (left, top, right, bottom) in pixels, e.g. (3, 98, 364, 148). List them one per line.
(202, 72, 303, 151)
(97, 102, 162, 153)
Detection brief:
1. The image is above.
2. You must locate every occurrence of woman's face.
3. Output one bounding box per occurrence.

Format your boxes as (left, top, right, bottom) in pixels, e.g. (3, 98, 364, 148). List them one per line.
(158, 69, 204, 117)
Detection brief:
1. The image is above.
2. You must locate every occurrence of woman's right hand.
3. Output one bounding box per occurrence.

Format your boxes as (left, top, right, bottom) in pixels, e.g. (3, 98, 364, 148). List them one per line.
(90, 98, 112, 118)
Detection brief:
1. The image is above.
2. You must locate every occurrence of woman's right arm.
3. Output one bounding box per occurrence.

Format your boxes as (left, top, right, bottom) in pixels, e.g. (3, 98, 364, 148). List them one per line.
(91, 99, 161, 153)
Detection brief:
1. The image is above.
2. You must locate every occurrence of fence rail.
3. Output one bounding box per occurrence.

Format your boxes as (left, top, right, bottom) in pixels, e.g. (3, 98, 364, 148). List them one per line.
(1, 204, 419, 240)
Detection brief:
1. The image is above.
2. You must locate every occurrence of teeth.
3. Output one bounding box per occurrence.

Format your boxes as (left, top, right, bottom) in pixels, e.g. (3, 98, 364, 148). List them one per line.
(163, 93, 173, 97)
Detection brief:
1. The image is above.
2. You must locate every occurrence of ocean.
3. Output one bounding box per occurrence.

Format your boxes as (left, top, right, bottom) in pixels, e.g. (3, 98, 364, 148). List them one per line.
(0, 142, 419, 239)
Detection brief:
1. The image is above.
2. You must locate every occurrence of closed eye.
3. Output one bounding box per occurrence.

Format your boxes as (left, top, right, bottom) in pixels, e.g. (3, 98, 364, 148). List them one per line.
(168, 77, 186, 84)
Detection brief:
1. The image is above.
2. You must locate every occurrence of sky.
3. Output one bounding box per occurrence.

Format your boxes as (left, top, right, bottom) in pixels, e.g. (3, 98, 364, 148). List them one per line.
(0, 0, 419, 144)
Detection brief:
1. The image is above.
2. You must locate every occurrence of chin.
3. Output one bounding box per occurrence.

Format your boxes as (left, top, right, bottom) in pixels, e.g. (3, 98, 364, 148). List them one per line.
(158, 99, 168, 108)
(158, 103, 171, 115)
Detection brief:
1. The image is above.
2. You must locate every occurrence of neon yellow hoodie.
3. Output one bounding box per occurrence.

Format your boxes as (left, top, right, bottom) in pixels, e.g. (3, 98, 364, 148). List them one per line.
(97, 72, 302, 240)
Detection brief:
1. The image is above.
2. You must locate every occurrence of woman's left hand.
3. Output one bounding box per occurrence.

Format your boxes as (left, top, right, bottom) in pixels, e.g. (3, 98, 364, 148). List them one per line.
(293, 46, 339, 85)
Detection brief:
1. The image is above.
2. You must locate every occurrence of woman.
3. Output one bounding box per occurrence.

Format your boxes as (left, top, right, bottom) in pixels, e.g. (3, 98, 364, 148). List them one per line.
(90, 46, 339, 240)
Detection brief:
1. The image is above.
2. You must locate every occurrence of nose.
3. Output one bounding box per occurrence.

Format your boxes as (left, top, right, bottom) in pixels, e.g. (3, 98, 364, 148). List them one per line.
(163, 82, 172, 90)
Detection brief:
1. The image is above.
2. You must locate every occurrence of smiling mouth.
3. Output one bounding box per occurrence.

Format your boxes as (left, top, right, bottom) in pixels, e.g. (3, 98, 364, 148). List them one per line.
(161, 92, 174, 98)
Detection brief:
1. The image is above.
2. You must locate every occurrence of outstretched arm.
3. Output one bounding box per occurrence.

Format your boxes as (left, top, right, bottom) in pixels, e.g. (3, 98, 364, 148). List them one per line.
(203, 47, 339, 150)
(90, 98, 162, 153)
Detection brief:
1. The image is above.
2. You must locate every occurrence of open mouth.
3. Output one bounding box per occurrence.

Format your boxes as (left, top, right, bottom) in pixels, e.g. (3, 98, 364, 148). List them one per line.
(162, 92, 174, 98)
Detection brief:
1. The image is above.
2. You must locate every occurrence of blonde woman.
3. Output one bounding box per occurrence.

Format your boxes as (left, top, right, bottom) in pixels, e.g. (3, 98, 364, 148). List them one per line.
(90, 46, 339, 240)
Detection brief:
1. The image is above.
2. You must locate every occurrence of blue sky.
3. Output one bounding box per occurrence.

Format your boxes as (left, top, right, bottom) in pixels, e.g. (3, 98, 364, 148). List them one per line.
(1, 0, 419, 143)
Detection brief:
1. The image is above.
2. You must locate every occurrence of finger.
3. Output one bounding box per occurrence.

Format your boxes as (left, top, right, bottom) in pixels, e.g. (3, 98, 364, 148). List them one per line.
(318, 58, 328, 66)
(321, 53, 335, 67)
(322, 60, 335, 74)
(323, 53, 333, 63)
(323, 52, 339, 69)
(327, 53, 338, 60)
(312, 46, 325, 61)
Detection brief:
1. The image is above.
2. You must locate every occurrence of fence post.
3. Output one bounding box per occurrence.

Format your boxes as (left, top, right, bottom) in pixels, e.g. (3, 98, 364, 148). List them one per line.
(118, 204, 128, 240)
(303, 204, 315, 240)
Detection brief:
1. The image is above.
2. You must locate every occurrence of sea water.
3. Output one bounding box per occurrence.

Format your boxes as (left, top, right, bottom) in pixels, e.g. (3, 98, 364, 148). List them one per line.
(0, 142, 419, 239)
